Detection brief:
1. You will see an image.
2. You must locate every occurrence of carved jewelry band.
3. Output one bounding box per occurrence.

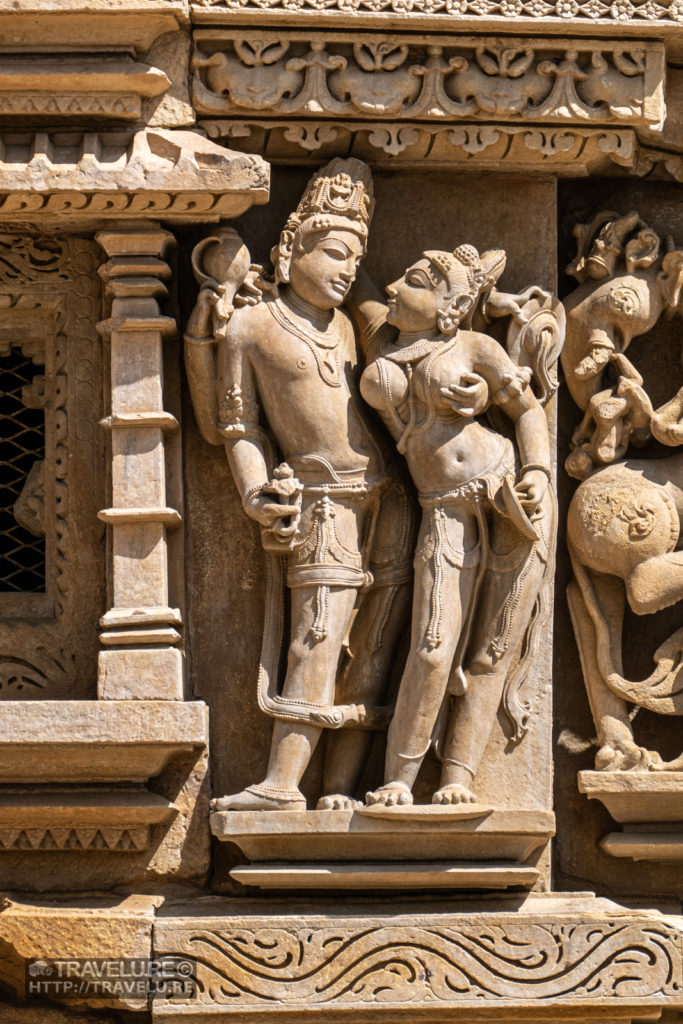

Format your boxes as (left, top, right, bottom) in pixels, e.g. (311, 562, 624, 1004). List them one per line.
(183, 332, 214, 346)
(519, 463, 552, 479)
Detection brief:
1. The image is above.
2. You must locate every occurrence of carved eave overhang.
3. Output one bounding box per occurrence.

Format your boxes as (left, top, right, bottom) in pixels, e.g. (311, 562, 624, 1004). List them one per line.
(0, 0, 187, 53)
(190, 0, 683, 49)
(0, 56, 171, 122)
(0, 127, 269, 229)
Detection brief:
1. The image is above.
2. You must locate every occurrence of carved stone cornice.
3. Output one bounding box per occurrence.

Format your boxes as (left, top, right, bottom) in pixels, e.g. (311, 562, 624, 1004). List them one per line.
(0, 127, 269, 227)
(0, 0, 186, 53)
(202, 118, 683, 179)
(190, 0, 683, 39)
(0, 56, 171, 122)
(152, 893, 683, 1021)
(193, 31, 666, 129)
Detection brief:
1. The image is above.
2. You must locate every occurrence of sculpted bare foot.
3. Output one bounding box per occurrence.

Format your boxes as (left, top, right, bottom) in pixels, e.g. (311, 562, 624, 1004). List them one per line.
(316, 793, 360, 810)
(365, 781, 413, 807)
(595, 742, 662, 772)
(432, 783, 476, 804)
(210, 784, 306, 812)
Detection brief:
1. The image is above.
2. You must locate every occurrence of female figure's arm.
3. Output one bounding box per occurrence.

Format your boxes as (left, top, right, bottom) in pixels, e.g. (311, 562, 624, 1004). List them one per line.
(347, 266, 396, 358)
(475, 336, 551, 515)
(498, 386, 551, 515)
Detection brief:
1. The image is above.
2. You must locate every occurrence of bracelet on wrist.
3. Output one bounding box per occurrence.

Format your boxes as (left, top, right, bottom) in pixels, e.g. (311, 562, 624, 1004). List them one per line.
(243, 484, 265, 503)
(520, 463, 552, 479)
(183, 332, 214, 346)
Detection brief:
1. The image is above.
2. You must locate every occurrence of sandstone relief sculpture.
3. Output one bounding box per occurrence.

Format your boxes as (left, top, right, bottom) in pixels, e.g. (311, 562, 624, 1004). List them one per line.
(351, 246, 562, 806)
(563, 211, 683, 770)
(185, 159, 415, 812)
(186, 167, 564, 812)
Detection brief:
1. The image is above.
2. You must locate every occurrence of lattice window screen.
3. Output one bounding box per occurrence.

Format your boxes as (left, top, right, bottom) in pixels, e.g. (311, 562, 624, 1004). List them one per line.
(0, 347, 45, 592)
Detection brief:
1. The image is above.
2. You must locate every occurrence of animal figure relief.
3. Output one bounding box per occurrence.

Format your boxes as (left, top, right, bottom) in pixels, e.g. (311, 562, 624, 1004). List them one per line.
(562, 210, 683, 771)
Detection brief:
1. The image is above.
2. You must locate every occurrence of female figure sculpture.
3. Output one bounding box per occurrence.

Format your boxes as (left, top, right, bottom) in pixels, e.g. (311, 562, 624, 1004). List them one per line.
(353, 245, 561, 806)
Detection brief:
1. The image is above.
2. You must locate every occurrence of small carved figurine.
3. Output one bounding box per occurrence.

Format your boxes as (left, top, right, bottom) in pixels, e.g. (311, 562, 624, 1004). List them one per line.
(562, 211, 683, 770)
(184, 159, 415, 811)
(348, 245, 562, 806)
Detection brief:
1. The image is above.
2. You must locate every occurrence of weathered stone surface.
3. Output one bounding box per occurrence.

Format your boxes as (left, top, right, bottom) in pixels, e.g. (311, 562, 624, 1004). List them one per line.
(0, 701, 207, 782)
(0, 129, 269, 227)
(0, 895, 156, 1010)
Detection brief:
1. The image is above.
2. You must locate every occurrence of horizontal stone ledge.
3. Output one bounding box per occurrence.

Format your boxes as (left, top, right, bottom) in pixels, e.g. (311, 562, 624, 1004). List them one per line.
(578, 770, 683, 824)
(97, 314, 177, 337)
(0, 789, 176, 851)
(601, 832, 683, 861)
(100, 626, 182, 646)
(100, 605, 183, 628)
(211, 807, 554, 865)
(101, 412, 179, 431)
(230, 860, 539, 890)
(98, 506, 182, 527)
(0, 700, 208, 783)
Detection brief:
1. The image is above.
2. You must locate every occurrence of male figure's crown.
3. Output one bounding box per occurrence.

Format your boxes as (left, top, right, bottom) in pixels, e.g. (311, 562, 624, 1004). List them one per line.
(296, 158, 374, 234)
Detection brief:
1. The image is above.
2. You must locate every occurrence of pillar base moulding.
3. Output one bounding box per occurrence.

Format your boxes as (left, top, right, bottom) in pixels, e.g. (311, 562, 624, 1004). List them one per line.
(0, 701, 207, 857)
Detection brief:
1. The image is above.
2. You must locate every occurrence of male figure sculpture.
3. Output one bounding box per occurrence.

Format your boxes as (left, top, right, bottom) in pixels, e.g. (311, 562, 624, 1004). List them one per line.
(185, 159, 413, 811)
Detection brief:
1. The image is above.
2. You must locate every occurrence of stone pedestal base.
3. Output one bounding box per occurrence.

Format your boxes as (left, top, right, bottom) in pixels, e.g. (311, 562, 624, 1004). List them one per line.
(211, 807, 554, 891)
(579, 771, 683, 860)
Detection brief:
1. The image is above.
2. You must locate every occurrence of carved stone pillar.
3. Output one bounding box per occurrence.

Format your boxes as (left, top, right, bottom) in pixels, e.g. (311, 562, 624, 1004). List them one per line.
(96, 227, 183, 700)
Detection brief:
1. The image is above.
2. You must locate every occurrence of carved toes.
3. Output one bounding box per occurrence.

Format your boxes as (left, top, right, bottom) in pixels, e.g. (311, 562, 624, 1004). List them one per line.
(432, 784, 477, 805)
(365, 783, 413, 807)
(316, 794, 361, 810)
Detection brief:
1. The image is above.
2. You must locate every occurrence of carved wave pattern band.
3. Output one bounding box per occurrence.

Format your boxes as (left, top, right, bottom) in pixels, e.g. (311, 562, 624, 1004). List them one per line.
(193, 0, 683, 25)
(165, 921, 682, 1006)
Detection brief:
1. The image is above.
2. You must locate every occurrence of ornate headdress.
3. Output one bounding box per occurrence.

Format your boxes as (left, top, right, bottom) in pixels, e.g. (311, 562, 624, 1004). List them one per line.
(424, 244, 489, 296)
(272, 158, 374, 285)
(284, 159, 373, 241)
(422, 244, 506, 335)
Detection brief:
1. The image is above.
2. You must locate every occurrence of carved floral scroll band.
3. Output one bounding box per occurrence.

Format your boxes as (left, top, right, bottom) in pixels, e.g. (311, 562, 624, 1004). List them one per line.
(193, 35, 664, 129)
(161, 919, 682, 1007)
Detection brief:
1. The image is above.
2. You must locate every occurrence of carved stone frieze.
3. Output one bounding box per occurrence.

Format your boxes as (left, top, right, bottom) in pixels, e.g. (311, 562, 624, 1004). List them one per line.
(193, 32, 665, 129)
(0, 827, 148, 852)
(191, 0, 683, 30)
(153, 896, 683, 1019)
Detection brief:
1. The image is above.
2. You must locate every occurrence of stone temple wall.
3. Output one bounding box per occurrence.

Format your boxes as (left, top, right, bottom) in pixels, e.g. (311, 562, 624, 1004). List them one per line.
(0, 1, 681, 1021)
